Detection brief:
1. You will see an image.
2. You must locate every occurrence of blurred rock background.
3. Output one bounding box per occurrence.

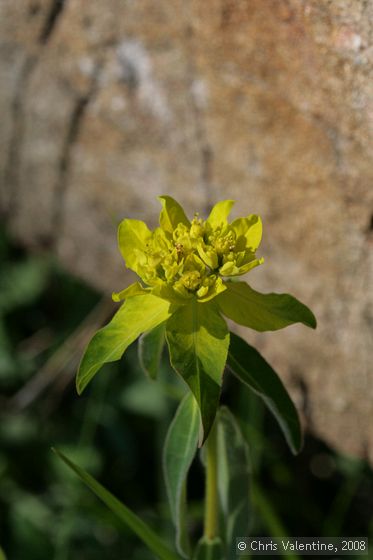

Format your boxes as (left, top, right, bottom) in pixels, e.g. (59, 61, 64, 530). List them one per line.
(0, 0, 372, 467)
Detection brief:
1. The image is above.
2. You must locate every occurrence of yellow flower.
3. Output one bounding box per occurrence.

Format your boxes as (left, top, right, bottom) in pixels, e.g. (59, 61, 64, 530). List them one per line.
(113, 196, 264, 304)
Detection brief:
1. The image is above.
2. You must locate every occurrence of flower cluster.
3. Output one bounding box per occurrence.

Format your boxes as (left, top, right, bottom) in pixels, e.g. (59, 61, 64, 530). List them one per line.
(114, 196, 264, 303)
(77, 194, 316, 447)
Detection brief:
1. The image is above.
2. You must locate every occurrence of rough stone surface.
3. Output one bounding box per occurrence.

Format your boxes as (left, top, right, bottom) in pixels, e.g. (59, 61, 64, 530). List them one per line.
(1, 1, 372, 462)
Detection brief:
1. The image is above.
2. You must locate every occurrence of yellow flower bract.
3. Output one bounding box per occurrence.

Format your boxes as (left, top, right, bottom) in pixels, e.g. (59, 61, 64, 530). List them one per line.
(114, 196, 264, 304)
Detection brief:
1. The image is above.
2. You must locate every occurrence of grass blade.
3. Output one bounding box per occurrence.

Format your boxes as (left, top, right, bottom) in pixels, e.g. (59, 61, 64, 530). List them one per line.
(52, 448, 181, 560)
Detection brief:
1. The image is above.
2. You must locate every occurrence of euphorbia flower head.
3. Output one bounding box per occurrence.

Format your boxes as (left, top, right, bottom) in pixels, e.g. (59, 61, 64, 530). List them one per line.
(114, 196, 264, 304)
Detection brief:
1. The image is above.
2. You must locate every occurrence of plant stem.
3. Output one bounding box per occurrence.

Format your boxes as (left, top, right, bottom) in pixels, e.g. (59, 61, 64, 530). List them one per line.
(204, 422, 219, 540)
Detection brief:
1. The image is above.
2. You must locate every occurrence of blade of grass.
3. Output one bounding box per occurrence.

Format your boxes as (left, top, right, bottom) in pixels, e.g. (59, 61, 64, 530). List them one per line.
(52, 448, 181, 560)
(252, 483, 300, 560)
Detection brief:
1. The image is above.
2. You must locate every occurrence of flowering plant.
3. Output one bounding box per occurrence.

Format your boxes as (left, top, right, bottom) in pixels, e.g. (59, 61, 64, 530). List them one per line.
(56, 196, 316, 560)
(77, 196, 315, 442)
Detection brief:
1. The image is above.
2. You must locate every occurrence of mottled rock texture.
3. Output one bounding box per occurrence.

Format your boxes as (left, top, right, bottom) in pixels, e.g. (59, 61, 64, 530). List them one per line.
(1, 1, 372, 462)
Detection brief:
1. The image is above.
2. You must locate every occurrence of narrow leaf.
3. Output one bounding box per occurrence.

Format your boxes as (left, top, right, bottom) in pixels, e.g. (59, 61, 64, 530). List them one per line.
(217, 282, 316, 332)
(252, 484, 301, 560)
(138, 322, 166, 380)
(163, 392, 200, 557)
(227, 333, 302, 454)
(77, 294, 172, 394)
(165, 301, 229, 443)
(0, 546, 7, 560)
(193, 537, 224, 560)
(216, 407, 251, 559)
(52, 449, 181, 560)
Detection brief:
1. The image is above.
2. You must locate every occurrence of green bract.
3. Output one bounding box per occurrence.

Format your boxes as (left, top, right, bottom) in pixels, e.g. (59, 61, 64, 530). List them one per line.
(77, 195, 316, 442)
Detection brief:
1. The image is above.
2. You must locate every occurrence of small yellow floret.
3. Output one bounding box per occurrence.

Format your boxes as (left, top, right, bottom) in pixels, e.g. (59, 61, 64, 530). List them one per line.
(181, 270, 202, 291)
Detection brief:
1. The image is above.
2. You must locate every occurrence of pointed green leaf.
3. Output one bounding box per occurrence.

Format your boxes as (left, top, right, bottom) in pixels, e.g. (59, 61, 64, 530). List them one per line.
(52, 449, 181, 560)
(118, 218, 152, 276)
(217, 282, 316, 332)
(193, 537, 224, 560)
(77, 294, 172, 394)
(163, 392, 200, 557)
(227, 333, 302, 453)
(138, 322, 166, 380)
(0, 546, 7, 560)
(216, 407, 251, 558)
(165, 301, 229, 443)
(206, 200, 235, 229)
(158, 195, 190, 233)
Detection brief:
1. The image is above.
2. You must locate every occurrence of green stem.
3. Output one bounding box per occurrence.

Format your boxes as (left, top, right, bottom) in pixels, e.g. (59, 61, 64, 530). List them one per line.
(204, 422, 219, 540)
